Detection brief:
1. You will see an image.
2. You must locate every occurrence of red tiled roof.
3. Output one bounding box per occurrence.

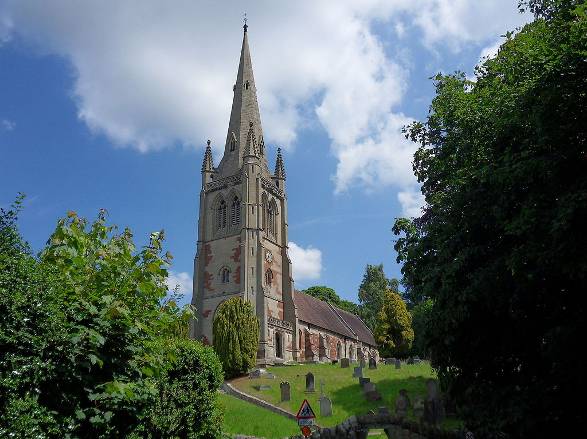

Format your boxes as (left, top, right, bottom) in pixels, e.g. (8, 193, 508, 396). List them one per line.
(294, 291, 376, 347)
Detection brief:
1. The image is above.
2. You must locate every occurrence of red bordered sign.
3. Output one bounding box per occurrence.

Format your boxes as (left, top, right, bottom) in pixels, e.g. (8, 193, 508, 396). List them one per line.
(296, 399, 316, 436)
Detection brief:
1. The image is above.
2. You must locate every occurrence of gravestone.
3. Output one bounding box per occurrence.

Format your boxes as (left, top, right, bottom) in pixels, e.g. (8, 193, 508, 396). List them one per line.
(395, 389, 411, 420)
(369, 357, 377, 369)
(340, 358, 350, 368)
(407, 357, 414, 365)
(363, 382, 376, 394)
(359, 377, 370, 388)
(319, 396, 333, 417)
(353, 366, 363, 378)
(249, 368, 275, 379)
(280, 381, 290, 402)
(423, 379, 445, 426)
(253, 384, 272, 391)
(384, 358, 395, 365)
(395, 359, 401, 369)
(305, 372, 315, 393)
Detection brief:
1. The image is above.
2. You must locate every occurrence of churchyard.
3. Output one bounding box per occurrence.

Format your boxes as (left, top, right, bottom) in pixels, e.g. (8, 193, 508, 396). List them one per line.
(227, 361, 462, 434)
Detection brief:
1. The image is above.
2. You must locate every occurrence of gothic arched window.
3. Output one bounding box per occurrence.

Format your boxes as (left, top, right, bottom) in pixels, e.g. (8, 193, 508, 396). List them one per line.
(231, 196, 240, 226)
(221, 267, 230, 283)
(267, 200, 276, 237)
(217, 200, 227, 230)
(265, 269, 273, 287)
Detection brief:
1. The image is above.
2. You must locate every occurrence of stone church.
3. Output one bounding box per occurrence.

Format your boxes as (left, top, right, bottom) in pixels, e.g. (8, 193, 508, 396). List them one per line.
(191, 24, 378, 365)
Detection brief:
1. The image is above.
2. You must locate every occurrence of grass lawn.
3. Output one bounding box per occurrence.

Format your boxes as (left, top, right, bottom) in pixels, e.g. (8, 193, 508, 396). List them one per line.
(230, 362, 462, 431)
(219, 392, 300, 438)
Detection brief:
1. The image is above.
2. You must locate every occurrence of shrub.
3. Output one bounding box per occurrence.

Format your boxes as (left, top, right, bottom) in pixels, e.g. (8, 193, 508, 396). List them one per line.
(143, 339, 223, 438)
(213, 297, 259, 378)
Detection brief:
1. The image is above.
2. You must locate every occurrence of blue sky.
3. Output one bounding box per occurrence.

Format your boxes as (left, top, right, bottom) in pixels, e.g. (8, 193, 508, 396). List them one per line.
(0, 1, 529, 304)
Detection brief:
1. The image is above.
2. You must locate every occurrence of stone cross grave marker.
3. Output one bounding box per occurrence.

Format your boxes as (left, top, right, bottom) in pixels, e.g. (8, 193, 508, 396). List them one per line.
(305, 372, 315, 393)
(340, 358, 350, 368)
(369, 357, 377, 369)
(353, 366, 363, 378)
(280, 381, 291, 402)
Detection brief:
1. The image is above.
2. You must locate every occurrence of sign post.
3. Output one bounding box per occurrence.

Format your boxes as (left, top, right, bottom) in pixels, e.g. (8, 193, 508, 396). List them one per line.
(296, 399, 316, 437)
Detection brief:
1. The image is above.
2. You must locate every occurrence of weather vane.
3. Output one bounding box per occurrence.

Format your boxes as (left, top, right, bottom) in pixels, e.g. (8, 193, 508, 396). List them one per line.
(243, 12, 248, 32)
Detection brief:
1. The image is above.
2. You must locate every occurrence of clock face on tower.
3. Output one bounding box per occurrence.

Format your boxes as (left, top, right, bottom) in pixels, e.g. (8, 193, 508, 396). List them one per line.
(265, 250, 273, 263)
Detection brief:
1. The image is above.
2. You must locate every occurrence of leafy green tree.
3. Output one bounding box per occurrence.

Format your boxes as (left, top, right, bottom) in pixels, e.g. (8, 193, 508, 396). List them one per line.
(303, 285, 360, 315)
(393, 1, 586, 436)
(358, 264, 398, 331)
(213, 297, 260, 378)
(374, 290, 414, 358)
(410, 299, 433, 358)
(0, 200, 218, 438)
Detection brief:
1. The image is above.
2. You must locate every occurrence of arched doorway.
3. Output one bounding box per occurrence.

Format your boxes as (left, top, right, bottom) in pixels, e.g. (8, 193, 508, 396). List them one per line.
(275, 331, 283, 359)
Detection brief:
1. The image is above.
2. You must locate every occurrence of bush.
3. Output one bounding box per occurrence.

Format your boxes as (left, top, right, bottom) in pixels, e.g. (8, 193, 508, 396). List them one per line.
(213, 297, 259, 378)
(374, 290, 414, 358)
(144, 339, 223, 438)
(0, 201, 209, 437)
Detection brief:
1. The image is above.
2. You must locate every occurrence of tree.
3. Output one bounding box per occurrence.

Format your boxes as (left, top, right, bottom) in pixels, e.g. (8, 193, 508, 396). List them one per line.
(213, 297, 260, 378)
(374, 290, 414, 358)
(358, 264, 398, 331)
(0, 201, 220, 438)
(393, 1, 586, 436)
(303, 285, 360, 315)
(410, 299, 433, 358)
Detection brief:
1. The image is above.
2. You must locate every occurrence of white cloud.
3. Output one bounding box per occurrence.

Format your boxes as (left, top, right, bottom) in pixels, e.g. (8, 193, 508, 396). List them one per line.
(288, 241, 322, 282)
(1, 0, 530, 193)
(479, 38, 503, 61)
(1, 119, 15, 131)
(398, 187, 425, 217)
(166, 270, 192, 296)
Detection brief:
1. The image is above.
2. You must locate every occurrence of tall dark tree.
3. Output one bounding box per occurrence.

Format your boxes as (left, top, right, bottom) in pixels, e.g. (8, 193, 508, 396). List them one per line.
(357, 264, 398, 331)
(303, 285, 360, 315)
(393, 1, 586, 436)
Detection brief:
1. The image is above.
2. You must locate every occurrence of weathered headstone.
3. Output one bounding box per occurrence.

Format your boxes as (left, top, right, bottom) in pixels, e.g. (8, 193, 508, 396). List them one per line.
(248, 368, 275, 379)
(253, 384, 272, 391)
(340, 358, 350, 368)
(305, 372, 315, 393)
(359, 377, 370, 388)
(280, 381, 290, 402)
(363, 382, 376, 394)
(423, 379, 445, 426)
(368, 357, 377, 369)
(395, 359, 401, 369)
(319, 396, 333, 417)
(395, 389, 411, 420)
(353, 366, 363, 378)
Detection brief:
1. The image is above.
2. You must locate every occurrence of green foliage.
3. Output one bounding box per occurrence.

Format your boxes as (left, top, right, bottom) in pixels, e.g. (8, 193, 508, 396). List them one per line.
(0, 201, 213, 438)
(143, 339, 223, 438)
(410, 299, 433, 358)
(394, 2, 586, 436)
(357, 264, 399, 331)
(213, 297, 260, 378)
(303, 285, 360, 315)
(374, 291, 414, 358)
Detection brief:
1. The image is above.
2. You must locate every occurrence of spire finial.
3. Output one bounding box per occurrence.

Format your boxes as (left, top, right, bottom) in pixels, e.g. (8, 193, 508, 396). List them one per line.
(202, 139, 214, 172)
(243, 12, 248, 33)
(274, 147, 286, 180)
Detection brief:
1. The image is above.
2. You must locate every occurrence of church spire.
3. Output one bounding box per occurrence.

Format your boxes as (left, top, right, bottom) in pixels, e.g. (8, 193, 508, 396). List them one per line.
(216, 21, 266, 176)
(201, 139, 214, 172)
(274, 148, 286, 180)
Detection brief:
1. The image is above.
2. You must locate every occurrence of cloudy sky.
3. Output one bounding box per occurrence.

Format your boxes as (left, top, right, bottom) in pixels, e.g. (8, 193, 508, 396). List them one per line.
(0, 1, 530, 301)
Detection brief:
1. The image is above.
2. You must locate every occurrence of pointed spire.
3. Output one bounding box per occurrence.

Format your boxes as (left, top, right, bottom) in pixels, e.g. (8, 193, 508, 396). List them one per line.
(243, 121, 257, 157)
(202, 139, 214, 172)
(274, 148, 286, 179)
(215, 19, 266, 175)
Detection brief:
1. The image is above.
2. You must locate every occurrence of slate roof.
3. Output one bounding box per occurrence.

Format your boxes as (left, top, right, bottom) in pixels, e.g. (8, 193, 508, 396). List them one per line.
(294, 291, 377, 347)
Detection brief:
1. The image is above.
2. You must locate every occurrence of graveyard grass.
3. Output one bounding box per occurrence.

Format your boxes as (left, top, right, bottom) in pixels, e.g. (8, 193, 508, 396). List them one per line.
(229, 362, 462, 431)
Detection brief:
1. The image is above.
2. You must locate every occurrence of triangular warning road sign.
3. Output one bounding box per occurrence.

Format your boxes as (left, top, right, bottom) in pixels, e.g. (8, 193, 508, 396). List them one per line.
(296, 399, 316, 419)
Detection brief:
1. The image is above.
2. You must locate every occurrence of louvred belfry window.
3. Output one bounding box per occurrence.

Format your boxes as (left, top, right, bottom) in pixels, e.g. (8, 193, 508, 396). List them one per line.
(217, 200, 227, 230)
(231, 197, 240, 226)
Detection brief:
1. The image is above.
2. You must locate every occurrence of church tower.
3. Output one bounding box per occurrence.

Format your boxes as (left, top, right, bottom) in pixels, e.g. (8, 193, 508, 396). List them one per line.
(191, 23, 298, 364)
